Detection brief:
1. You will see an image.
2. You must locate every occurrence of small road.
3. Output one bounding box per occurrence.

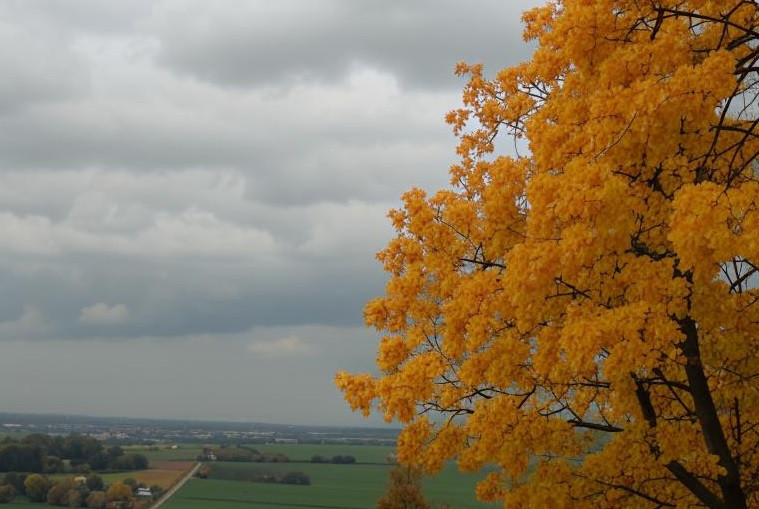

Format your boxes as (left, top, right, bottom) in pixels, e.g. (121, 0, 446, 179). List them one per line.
(150, 462, 201, 509)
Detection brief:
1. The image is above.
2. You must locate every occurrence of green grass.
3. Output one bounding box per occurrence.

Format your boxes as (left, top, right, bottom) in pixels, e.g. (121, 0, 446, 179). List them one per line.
(124, 444, 204, 462)
(162, 461, 496, 509)
(2, 444, 498, 508)
(423, 464, 499, 508)
(0, 496, 36, 507)
(253, 444, 395, 464)
(125, 443, 396, 464)
(207, 461, 391, 484)
(162, 479, 334, 509)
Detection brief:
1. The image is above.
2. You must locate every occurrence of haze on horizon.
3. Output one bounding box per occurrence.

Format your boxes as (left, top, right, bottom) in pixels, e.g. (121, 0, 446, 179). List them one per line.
(0, 0, 542, 427)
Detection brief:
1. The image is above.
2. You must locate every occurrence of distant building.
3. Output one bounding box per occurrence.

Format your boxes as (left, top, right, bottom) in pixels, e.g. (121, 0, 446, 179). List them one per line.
(136, 488, 152, 498)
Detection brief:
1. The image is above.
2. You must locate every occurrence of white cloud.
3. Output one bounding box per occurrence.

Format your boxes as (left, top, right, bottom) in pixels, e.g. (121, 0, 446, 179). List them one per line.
(79, 303, 130, 325)
(246, 335, 315, 358)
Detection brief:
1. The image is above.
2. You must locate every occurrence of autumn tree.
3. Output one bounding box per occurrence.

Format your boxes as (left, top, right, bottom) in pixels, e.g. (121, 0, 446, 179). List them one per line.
(86, 490, 106, 509)
(337, 1, 758, 508)
(86, 474, 104, 492)
(0, 484, 14, 504)
(377, 465, 431, 509)
(24, 474, 51, 503)
(46, 478, 88, 508)
(106, 482, 133, 508)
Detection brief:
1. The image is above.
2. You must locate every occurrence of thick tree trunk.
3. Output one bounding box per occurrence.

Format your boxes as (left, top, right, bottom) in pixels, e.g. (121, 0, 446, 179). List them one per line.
(679, 316, 746, 509)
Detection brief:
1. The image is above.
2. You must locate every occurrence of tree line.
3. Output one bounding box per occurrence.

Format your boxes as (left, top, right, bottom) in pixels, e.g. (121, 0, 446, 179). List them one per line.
(197, 445, 289, 463)
(310, 454, 356, 464)
(0, 433, 148, 473)
(0, 471, 162, 508)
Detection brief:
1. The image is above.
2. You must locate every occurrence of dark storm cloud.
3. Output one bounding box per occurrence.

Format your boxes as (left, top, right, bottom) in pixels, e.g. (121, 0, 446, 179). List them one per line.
(146, 0, 542, 89)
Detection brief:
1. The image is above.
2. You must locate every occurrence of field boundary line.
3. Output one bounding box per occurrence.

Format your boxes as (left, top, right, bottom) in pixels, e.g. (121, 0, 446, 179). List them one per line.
(149, 462, 201, 509)
(181, 495, 366, 509)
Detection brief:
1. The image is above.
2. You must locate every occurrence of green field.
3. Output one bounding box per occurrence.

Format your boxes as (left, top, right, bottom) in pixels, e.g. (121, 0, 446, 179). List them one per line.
(253, 444, 396, 464)
(125, 444, 204, 462)
(162, 460, 496, 509)
(0, 496, 35, 508)
(0, 444, 498, 508)
(125, 443, 396, 464)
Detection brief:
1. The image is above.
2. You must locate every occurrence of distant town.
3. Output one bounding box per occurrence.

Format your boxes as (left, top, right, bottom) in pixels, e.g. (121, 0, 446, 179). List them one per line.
(0, 412, 398, 447)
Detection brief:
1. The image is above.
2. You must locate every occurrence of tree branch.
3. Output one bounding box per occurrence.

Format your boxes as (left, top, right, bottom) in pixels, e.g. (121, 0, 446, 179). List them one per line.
(678, 315, 747, 508)
(567, 419, 624, 433)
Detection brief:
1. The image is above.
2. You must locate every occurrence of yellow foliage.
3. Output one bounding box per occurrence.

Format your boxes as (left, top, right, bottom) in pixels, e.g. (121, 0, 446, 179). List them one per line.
(337, 1, 758, 507)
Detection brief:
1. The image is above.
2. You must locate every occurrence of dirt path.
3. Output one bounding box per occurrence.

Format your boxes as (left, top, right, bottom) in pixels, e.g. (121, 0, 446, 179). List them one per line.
(150, 462, 201, 509)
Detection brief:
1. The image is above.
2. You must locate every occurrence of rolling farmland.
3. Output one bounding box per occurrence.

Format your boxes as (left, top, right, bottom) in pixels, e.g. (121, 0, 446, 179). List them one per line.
(1, 440, 495, 508)
(159, 447, 497, 509)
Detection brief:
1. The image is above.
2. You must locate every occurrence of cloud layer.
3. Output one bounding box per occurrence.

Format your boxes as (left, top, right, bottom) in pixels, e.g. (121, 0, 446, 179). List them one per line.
(0, 0, 541, 425)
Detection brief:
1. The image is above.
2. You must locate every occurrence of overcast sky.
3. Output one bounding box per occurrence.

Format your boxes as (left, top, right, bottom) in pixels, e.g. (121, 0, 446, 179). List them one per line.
(0, 0, 542, 427)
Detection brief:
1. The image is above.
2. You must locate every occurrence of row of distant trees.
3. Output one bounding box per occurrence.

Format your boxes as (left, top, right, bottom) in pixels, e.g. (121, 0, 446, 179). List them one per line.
(310, 454, 355, 464)
(0, 434, 148, 473)
(194, 446, 361, 466)
(197, 445, 289, 463)
(194, 464, 310, 486)
(251, 470, 310, 485)
(0, 471, 161, 507)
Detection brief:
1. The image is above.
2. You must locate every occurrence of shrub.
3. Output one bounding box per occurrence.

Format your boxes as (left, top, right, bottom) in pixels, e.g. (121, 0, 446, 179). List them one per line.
(121, 478, 137, 493)
(1, 473, 26, 495)
(86, 474, 104, 492)
(24, 474, 51, 502)
(65, 488, 83, 508)
(0, 484, 15, 504)
(331, 455, 356, 464)
(280, 471, 310, 486)
(72, 463, 91, 474)
(86, 491, 105, 509)
(149, 484, 163, 500)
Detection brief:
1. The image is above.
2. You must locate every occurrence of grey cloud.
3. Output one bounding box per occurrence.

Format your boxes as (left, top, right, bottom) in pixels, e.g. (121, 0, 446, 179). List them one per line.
(0, 66, 455, 206)
(0, 183, 392, 341)
(3, 0, 155, 36)
(145, 0, 542, 89)
(0, 325, 385, 426)
(246, 334, 314, 357)
(79, 303, 130, 325)
(0, 1, 539, 424)
(0, 306, 48, 340)
(0, 209, 277, 259)
(0, 20, 89, 113)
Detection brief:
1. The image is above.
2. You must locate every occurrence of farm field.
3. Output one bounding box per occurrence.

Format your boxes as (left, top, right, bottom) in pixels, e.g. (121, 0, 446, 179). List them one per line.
(115, 460, 194, 490)
(125, 444, 205, 462)
(254, 443, 395, 463)
(126, 443, 397, 464)
(47, 460, 193, 491)
(0, 444, 496, 508)
(162, 459, 496, 509)
(0, 497, 34, 508)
